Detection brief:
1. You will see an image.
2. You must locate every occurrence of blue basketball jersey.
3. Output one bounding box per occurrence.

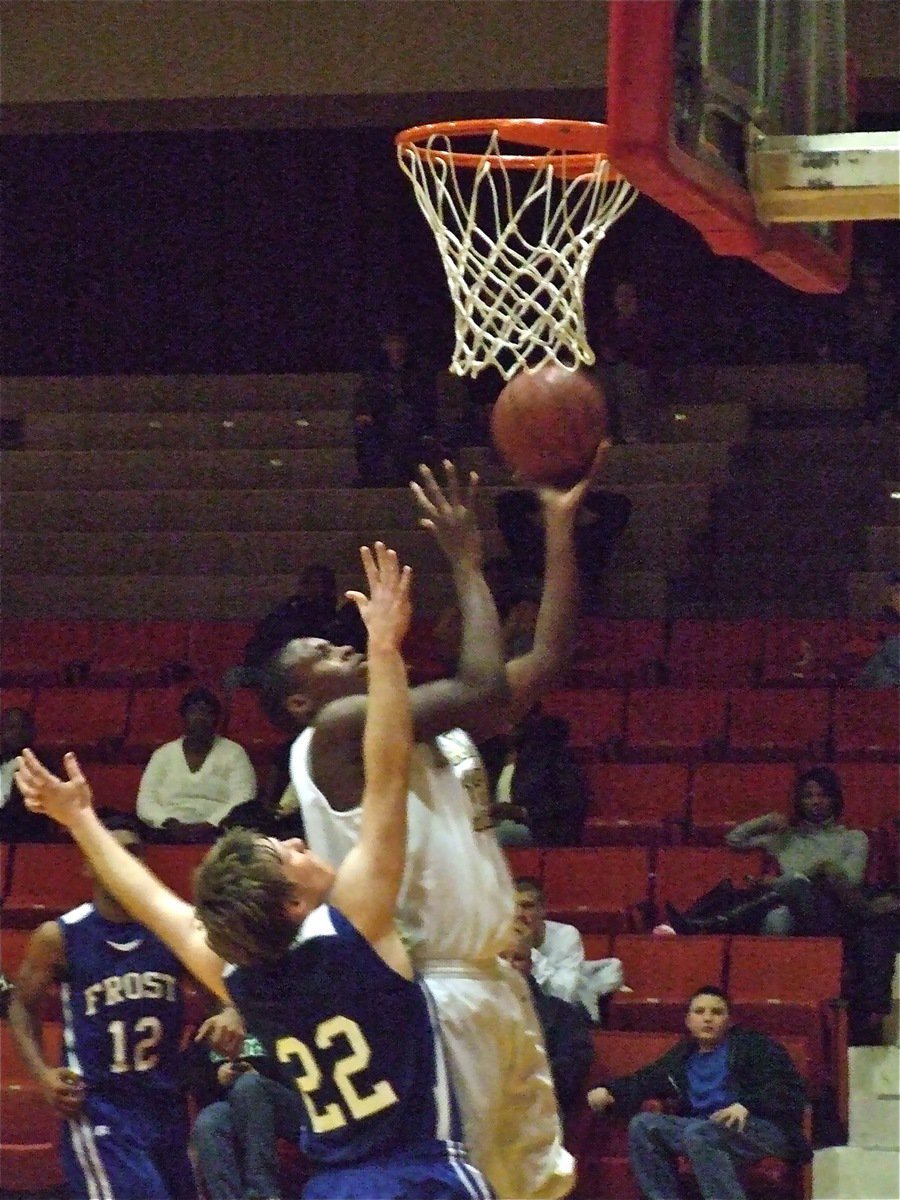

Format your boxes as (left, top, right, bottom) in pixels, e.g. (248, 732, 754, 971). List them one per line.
(58, 902, 185, 1109)
(225, 905, 468, 1170)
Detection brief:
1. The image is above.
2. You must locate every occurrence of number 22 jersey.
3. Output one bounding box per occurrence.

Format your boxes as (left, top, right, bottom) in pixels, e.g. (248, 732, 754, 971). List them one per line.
(224, 904, 470, 1171)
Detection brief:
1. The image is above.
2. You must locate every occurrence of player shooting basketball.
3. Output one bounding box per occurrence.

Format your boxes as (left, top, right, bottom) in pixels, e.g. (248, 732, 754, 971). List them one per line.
(256, 450, 610, 1200)
(16, 543, 493, 1200)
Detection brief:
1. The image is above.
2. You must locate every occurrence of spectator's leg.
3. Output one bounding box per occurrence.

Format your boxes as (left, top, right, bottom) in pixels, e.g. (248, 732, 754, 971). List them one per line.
(190, 1100, 242, 1200)
(627, 1111, 689, 1199)
(680, 1114, 793, 1200)
(229, 1071, 302, 1199)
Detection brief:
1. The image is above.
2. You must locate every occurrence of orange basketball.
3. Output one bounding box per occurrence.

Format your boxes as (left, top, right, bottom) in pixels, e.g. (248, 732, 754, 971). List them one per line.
(490, 365, 608, 487)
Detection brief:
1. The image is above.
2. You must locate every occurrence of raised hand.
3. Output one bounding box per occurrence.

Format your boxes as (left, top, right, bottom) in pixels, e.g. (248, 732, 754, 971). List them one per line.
(345, 542, 412, 654)
(538, 438, 613, 519)
(15, 749, 94, 829)
(410, 460, 483, 570)
(195, 1006, 246, 1060)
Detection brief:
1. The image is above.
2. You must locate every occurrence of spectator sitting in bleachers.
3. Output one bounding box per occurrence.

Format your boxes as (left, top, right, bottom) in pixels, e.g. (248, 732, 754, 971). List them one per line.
(502, 927, 594, 1116)
(587, 985, 812, 1200)
(188, 1026, 305, 1199)
(136, 687, 256, 843)
(224, 563, 367, 693)
(669, 768, 869, 937)
(0, 706, 58, 842)
(856, 570, 900, 688)
(515, 876, 623, 1023)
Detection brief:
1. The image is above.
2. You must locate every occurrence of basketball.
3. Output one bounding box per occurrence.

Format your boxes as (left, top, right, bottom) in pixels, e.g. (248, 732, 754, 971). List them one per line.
(490, 365, 608, 488)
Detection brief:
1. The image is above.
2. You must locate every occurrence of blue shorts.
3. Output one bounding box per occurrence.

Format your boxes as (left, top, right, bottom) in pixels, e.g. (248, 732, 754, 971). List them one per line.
(61, 1094, 194, 1200)
(303, 1145, 494, 1200)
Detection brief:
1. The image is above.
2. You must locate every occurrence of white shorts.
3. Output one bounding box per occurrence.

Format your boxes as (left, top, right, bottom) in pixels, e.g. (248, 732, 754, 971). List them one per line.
(422, 958, 576, 1200)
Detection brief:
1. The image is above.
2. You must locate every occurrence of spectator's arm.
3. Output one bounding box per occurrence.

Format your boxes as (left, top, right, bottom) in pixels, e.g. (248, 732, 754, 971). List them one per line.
(725, 813, 785, 850)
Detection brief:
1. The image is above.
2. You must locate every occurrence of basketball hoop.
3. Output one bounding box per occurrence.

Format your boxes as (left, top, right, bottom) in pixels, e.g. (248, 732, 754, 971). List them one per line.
(396, 118, 637, 379)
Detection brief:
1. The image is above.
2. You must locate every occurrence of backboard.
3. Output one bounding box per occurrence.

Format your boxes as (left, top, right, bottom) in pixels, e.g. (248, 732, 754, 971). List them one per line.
(606, 0, 854, 292)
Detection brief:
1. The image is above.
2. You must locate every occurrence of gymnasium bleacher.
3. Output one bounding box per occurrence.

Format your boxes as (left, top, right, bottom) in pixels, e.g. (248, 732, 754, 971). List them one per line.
(1, 368, 898, 1200)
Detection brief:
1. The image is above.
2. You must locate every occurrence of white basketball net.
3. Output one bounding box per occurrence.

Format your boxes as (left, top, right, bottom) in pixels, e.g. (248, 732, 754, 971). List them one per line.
(397, 129, 637, 379)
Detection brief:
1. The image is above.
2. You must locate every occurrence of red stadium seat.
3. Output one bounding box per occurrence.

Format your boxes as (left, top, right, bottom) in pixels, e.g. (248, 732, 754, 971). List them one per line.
(121, 686, 188, 762)
(89, 762, 144, 815)
(1, 1023, 66, 1191)
(727, 688, 831, 761)
(582, 932, 614, 961)
(688, 763, 796, 844)
(225, 688, 285, 752)
(836, 761, 900, 883)
(666, 619, 765, 687)
(2, 843, 91, 928)
(90, 620, 192, 684)
(568, 1029, 680, 1199)
(581, 762, 689, 846)
(607, 934, 727, 1031)
(542, 847, 651, 933)
(541, 689, 626, 758)
(187, 620, 255, 687)
(0, 619, 97, 686)
(0, 686, 35, 715)
(33, 686, 130, 759)
(832, 690, 900, 761)
(653, 846, 771, 926)
(727, 936, 846, 1121)
(569, 618, 666, 687)
(0, 843, 11, 903)
(504, 846, 543, 884)
(761, 619, 855, 686)
(144, 844, 208, 902)
(624, 689, 728, 762)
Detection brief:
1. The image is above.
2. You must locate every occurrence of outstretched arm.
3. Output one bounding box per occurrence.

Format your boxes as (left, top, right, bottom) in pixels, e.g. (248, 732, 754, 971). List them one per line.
(506, 440, 612, 720)
(330, 544, 413, 951)
(406, 461, 509, 741)
(14, 751, 228, 999)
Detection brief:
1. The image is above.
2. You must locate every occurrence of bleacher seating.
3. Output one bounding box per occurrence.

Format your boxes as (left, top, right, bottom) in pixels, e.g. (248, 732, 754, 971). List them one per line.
(89, 619, 193, 685)
(666, 618, 765, 686)
(653, 846, 771, 927)
(2, 844, 92, 928)
(541, 688, 626, 757)
(727, 687, 831, 761)
(832, 689, 900, 760)
(624, 688, 728, 762)
(728, 935, 847, 1125)
(580, 762, 689, 846)
(0, 1022, 66, 1192)
(607, 934, 728, 1031)
(568, 618, 666, 687)
(688, 762, 796, 844)
(32, 686, 130, 759)
(542, 847, 651, 933)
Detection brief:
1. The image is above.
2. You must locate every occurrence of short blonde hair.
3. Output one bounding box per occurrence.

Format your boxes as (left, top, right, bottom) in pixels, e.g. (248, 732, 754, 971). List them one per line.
(194, 829, 298, 966)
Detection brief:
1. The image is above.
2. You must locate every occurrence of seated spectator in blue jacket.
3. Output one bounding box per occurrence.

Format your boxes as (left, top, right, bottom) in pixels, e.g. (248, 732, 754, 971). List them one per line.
(587, 986, 811, 1200)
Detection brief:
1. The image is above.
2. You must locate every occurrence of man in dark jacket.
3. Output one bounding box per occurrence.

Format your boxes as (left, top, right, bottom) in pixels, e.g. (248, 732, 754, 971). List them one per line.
(587, 986, 810, 1200)
(503, 929, 594, 1115)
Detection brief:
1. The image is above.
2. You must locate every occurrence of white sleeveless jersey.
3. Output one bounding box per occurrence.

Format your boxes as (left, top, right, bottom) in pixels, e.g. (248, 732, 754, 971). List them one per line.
(290, 726, 515, 962)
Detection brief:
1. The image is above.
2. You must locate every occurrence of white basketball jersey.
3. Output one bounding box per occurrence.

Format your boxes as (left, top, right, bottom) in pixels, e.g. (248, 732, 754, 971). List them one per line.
(290, 726, 515, 962)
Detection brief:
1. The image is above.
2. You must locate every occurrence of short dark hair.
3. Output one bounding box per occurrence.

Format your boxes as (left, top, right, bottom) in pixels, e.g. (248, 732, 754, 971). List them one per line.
(193, 828, 299, 966)
(793, 766, 843, 822)
(687, 985, 730, 1009)
(255, 643, 309, 731)
(514, 876, 545, 901)
(178, 687, 222, 720)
